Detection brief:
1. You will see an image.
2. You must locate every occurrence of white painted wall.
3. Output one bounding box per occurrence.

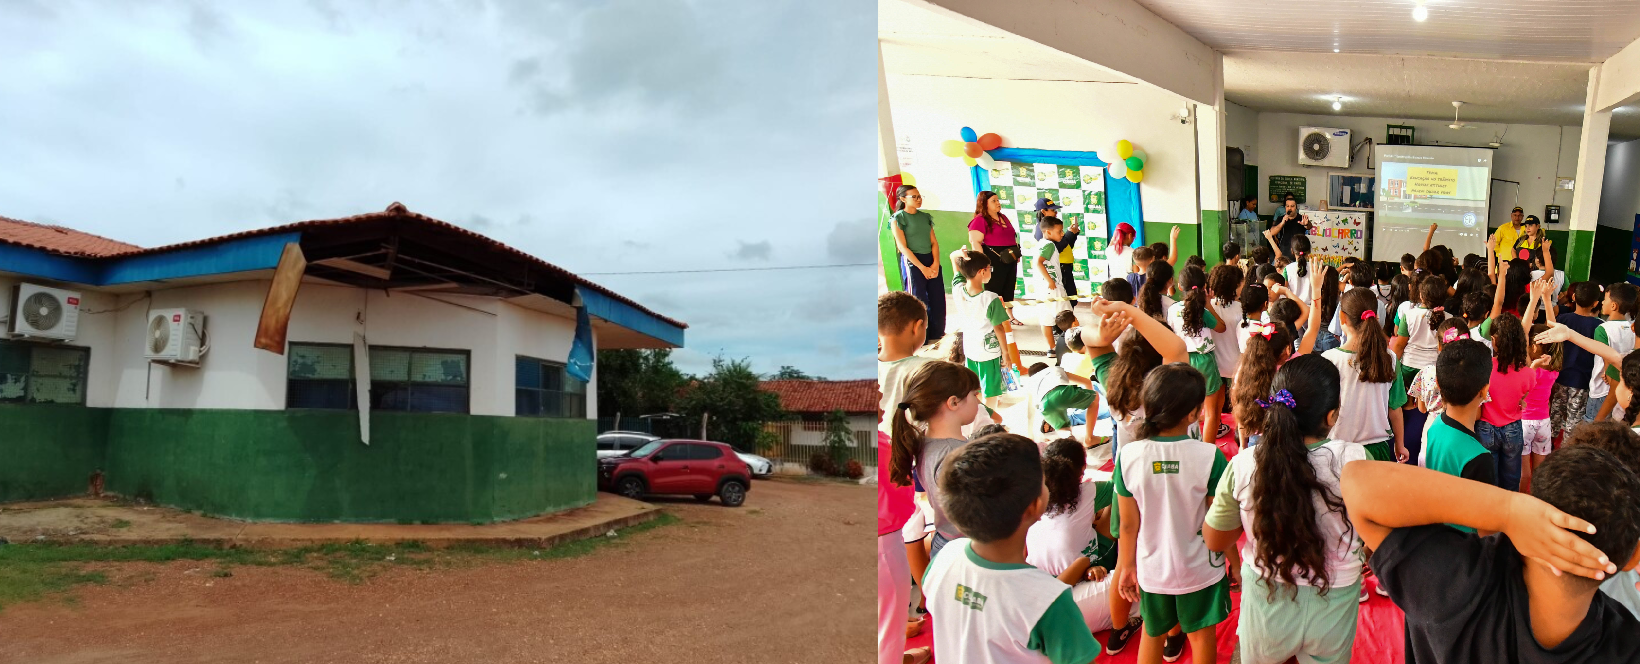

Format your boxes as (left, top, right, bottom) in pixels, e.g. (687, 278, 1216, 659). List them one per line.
(1254, 112, 1580, 230)
(1226, 102, 1259, 166)
(0, 276, 592, 417)
(886, 73, 1203, 226)
(1600, 138, 1640, 230)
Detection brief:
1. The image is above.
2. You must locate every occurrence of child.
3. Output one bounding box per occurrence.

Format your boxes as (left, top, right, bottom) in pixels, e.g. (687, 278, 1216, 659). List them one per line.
(1399, 253, 1416, 279)
(1324, 288, 1409, 463)
(1208, 265, 1245, 405)
(878, 292, 936, 664)
(889, 361, 982, 561)
(952, 249, 1024, 409)
(1112, 363, 1230, 664)
(1407, 318, 1477, 459)
(1027, 439, 1130, 634)
(1478, 312, 1532, 491)
(1342, 447, 1640, 662)
(1281, 236, 1315, 304)
(1220, 241, 1241, 267)
(1231, 323, 1294, 450)
(1385, 273, 1411, 333)
(1520, 322, 1563, 494)
(1034, 215, 1076, 351)
(1420, 340, 1499, 532)
(1109, 222, 1139, 278)
(1551, 281, 1604, 438)
(1590, 283, 1637, 422)
(1050, 310, 1079, 363)
(1027, 363, 1098, 447)
(1561, 421, 1640, 621)
(923, 433, 1104, 664)
(1168, 264, 1228, 442)
(1393, 274, 1449, 386)
(1310, 264, 1342, 352)
(1084, 299, 1189, 453)
(1234, 284, 1270, 355)
(1204, 355, 1367, 662)
(1127, 246, 1156, 295)
(1137, 260, 1176, 320)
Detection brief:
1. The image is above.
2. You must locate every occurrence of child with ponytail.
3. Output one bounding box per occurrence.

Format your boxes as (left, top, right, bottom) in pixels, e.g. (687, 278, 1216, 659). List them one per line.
(1204, 354, 1366, 663)
(1209, 265, 1246, 400)
(1138, 259, 1176, 319)
(1475, 312, 1532, 491)
(1392, 274, 1449, 386)
(1519, 305, 1564, 493)
(1323, 288, 1409, 464)
(1232, 323, 1293, 449)
(888, 361, 982, 561)
(1085, 298, 1189, 453)
(1168, 264, 1229, 442)
(1235, 284, 1270, 355)
(1026, 439, 1133, 634)
(1282, 235, 1315, 303)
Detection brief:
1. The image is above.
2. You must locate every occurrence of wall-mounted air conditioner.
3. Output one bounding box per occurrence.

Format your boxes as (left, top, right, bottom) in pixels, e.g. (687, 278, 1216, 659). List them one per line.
(145, 308, 207, 364)
(1298, 127, 1351, 168)
(10, 283, 80, 340)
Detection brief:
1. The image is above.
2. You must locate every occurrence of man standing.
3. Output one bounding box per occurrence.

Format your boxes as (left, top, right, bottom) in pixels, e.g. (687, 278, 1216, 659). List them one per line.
(1032, 197, 1081, 299)
(1234, 198, 1260, 251)
(1268, 194, 1309, 260)
(1492, 206, 1526, 259)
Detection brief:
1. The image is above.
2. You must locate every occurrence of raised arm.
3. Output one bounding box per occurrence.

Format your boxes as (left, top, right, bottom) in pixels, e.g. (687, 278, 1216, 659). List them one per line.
(1263, 223, 1284, 256)
(1488, 256, 1508, 321)
(1296, 258, 1326, 355)
(1422, 222, 1437, 254)
(1166, 226, 1180, 266)
(1534, 323, 1625, 368)
(1090, 299, 1187, 364)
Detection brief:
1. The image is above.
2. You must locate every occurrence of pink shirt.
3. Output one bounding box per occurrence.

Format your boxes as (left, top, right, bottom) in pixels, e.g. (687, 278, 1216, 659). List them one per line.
(1522, 368, 1559, 421)
(1481, 359, 1537, 426)
(877, 432, 915, 536)
(968, 213, 1018, 246)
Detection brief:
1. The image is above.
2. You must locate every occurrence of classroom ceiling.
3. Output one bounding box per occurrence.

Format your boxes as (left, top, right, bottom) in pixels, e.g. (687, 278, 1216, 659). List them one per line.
(878, 0, 1139, 84)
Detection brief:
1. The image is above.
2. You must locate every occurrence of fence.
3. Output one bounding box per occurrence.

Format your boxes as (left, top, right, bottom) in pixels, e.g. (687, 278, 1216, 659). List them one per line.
(761, 419, 878, 475)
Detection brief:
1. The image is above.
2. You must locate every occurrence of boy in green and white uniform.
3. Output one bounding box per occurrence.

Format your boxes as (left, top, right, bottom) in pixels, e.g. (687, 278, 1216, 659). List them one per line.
(1025, 362, 1098, 445)
(952, 250, 1022, 408)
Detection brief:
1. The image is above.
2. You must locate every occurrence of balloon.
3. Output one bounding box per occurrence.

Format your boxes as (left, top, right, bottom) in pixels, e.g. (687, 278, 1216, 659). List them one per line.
(976, 152, 996, 169)
(940, 140, 965, 157)
(1108, 160, 1128, 180)
(960, 127, 978, 142)
(964, 142, 983, 158)
(1128, 168, 1144, 183)
(978, 133, 1002, 150)
(1125, 156, 1144, 171)
(1132, 149, 1147, 164)
(1117, 140, 1134, 159)
(963, 156, 977, 167)
(900, 172, 916, 186)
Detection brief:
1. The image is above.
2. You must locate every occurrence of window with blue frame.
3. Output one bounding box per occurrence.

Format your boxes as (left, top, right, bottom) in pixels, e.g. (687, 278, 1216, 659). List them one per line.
(0, 340, 90, 405)
(516, 356, 586, 418)
(286, 343, 469, 414)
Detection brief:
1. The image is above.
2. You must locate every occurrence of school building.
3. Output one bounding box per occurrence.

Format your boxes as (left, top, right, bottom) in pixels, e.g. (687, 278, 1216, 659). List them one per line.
(0, 203, 685, 523)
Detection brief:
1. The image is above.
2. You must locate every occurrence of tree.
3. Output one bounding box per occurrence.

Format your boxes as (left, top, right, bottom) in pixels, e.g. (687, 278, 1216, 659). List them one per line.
(823, 409, 853, 471)
(677, 356, 787, 453)
(771, 365, 825, 381)
(595, 349, 687, 420)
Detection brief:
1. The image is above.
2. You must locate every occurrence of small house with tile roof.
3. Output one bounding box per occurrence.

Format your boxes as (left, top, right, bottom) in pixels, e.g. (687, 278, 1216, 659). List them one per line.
(758, 379, 879, 461)
(0, 203, 684, 522)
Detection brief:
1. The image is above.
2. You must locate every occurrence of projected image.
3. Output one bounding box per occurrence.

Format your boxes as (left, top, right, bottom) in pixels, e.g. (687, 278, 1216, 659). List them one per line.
(1371, 147, 1492, 260)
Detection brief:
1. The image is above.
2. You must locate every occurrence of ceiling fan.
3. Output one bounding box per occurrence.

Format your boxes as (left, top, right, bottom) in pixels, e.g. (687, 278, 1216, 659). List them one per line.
(1449, 101, 1480, 129)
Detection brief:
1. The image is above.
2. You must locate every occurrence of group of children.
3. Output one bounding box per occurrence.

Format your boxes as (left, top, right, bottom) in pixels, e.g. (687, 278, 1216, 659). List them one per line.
(878, 221, 1640, 664)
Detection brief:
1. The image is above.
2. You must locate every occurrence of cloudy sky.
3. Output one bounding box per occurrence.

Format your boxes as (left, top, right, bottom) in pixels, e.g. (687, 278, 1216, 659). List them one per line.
(0, 0, 877, 379)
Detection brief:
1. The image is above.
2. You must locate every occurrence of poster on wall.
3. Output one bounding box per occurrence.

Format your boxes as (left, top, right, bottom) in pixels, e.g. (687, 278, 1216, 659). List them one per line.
(1301, 210, 1367, 265)
(987, 160, 1108, 299)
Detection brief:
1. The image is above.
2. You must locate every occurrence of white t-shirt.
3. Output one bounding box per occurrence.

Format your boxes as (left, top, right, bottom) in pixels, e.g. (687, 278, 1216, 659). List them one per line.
(1210, 300, 1245, 378)
(1396, 305, 1444, 370)
(1112, 435, 1230, 594)
(1166, 300, 1218, 355)
(1322, 348, 1405, 445)
(1026, 482, 1105, 577)
(1283, 263, 1314, 303)
(1214, 439, 1367, 588)
(1026, 367, 1076, 434)
(1591, 320, 1635, 399)
(1531, 269, 1566, 303)
(955, 285, 1008, 362)
(924, 540, 1099, 664)
(1109, 247, 1136, 277)
(1329, 284, 1386, 338)
(1235, 316, 1267, 354)
(878, 355, 935, 435)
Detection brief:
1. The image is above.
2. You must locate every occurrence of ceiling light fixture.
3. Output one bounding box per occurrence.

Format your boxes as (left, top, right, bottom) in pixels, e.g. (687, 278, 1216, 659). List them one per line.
(1332, 97, 1342, 111)
(1412, 3, 1429, 21)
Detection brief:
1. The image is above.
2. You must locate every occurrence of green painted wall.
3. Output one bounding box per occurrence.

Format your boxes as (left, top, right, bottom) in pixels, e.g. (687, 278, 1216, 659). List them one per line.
(1199, 211, 1228, 266)
(880, 209, 999, 295)
(1144, 222, 1201, 264)
(102, 410, 595, 523)
(0, 404, 110, 502)
(1564, 229, 1597, 283)
(1592, 226, 1631, 286)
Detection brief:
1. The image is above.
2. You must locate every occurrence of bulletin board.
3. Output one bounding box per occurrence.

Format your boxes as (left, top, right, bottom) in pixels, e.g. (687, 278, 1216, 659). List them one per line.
(1301, 210, 1367, 265)
(986, 160, 1109, 299)
(1269, 175, 1307, 203)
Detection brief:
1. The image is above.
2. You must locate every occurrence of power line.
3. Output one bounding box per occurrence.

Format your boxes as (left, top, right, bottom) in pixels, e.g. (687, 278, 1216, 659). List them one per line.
(579, 262, 875, 276)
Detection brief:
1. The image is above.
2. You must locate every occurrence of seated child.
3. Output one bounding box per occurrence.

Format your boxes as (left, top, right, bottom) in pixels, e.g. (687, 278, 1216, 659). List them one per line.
(1026, 439, 1135, 633)
(1025, 362, 1097, 446)
(924, 432, 1103, 664)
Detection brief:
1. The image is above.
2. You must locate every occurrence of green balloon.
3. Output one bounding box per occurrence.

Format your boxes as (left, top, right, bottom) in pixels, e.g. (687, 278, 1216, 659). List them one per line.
(1125, 156, 1144, 171)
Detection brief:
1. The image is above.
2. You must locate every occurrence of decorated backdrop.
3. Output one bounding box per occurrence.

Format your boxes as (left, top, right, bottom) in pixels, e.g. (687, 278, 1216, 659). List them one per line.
(988, 161, 1109, 299)
(1301, 210, 1367, 265)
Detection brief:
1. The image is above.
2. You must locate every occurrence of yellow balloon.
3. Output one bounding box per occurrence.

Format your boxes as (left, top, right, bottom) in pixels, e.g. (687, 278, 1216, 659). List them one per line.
(963, 156, 977, 167)
(1117, 140, 1134, 159)
(940, 139, 966, 157)
(900, 172, 916, 186)
(1128, 168, 1144, 183)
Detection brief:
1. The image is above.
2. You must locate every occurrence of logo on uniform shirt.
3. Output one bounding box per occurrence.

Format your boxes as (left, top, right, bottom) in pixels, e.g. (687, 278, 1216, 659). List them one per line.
(955, 584, 988, 611)
(1151, 461, 1180, 474)
(984, 332, 999, 351)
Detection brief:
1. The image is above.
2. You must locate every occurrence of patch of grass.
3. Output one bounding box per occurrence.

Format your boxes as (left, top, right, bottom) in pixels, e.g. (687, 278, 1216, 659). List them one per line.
(745, 509, 763, 516)
(110, 519, 132, 529)
(0, 562, 107, 610)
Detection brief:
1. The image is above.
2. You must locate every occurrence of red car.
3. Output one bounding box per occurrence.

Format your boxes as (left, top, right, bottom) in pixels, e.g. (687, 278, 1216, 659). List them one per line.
(597, 439, 752, 507)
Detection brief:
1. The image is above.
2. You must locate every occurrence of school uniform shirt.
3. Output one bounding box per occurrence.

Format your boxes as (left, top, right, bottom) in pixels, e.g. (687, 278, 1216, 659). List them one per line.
(1210, 300, 1244, 378)
(1089, 352, 1143, 447)
(1027, 482, 1118, 577)
(1321, 348, 1409, 445)
(1235, 318, 1266, 354)
(878, 356, 935, 435)
(1372, 525, 1640, 663)
(924, 540, 1104, 664)
(1468, 320, 1495, 351)
(1590, 320, 1635, 400)
(1108, 247, 1135, 277)
(916, 437, 969, 539)
(955, 285, 1009, 363)
(1034, 243, 1073, 315)
(1556, 312, 1603, 389)
(1328, 284, 1387, 339)
(1283, 262, 1314, 303)
(1531, 269, 1566, 304)
(1026, 366, 1077, 433)
(1205, 439, 1367, 588)
(1112, 435, 1230, 594)
(1396, 306, 1444, 370)
(1165, 300, 1219, 354)
(1422, 415, 1495, 533)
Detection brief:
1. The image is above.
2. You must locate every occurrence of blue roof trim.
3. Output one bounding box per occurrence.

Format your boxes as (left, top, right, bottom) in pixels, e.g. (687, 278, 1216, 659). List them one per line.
(986, 148, 1109, 168)
(0, 232, 299, 286)
(578, 286, 685, 348)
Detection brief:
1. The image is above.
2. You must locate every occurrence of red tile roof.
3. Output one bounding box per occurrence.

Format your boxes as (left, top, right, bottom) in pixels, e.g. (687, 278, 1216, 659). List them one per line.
(0, 203, 684, 330)
(760, 379, 880, 415)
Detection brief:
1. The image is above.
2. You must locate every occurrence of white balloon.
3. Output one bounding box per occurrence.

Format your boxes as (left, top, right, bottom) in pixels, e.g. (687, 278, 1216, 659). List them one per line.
(1131, 149, 1148, 164)
(976, 152, 996, 169)
(1107, 159, 1128, 180)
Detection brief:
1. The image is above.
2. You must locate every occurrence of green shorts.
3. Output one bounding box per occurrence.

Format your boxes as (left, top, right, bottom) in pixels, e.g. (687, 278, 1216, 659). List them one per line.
(1188, 352, 1223, 396)
(1040, 384, 1097, 430)
(1397, 363, 1421, 394)
(1363, 440, 1394, 462)
(967, 356, 1004, 398)
(1140, 576, 1231, 636)
(1237, 563, 1360, 664)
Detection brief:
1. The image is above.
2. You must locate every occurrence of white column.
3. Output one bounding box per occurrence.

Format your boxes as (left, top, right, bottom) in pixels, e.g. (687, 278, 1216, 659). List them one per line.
(1568, 65, 1612, 281)
(878, 42, 899, 179)
(1194, 52, 1227, 262)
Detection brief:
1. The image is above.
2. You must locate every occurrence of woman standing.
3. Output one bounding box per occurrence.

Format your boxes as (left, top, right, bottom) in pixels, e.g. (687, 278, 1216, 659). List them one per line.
(968, 191, 1023, 323)
(891, 185, 944, 344)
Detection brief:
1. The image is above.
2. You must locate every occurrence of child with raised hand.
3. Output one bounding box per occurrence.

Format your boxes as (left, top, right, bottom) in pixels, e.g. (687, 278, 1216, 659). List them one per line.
(1169, 264, 1229, 442)
(1084, 298, 1190, 453)
(1137, 260, 1176, 320)
(1590, 283, 1637, 422)
(951, 249, 1024, 410)
(1521, 322, 1563, 493)
(878, 292, 936, 664)
(1112, 363, 1231, 664)
(1034, 215, 1077, 352)
(923, 433, 1103, 664)
(1324, 287, 1409, 463)
(1205, 355, 1368, 662)
(1207, 264, 1245, 402)
(1281, 235, 1315, 304)
(1342, 446, 1640, 662)
(1232, 322, 1295, 450)
(1407, 318, 1480, 459)
(1552, 281, 1605, 436)
(1027, 439, 1132, 635)
(890, 361, 983, 562)
(1474, 312, 1533, 491)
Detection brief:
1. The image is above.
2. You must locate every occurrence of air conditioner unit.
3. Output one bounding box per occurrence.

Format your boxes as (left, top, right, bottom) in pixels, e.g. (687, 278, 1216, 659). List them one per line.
(144, 308, 206, 364)
(1298, 127, 1351, 168)
(10, 283, 81, 340)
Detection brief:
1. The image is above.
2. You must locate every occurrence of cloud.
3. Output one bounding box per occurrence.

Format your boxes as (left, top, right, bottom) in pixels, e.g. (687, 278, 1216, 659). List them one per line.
(729, 240, 772, 261)
(827, 218, 876, 262)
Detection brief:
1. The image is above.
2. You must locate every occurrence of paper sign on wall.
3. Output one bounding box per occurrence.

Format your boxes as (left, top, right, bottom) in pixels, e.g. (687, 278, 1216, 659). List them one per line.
(988, 160, 1108, 299)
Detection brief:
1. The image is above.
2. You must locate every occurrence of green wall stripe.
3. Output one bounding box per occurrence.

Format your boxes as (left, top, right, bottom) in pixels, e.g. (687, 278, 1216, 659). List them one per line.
(1143, 222, 1200, 267)
(1564, 229, 1597, 283)
(0, 404, 109, 502)
(1200, 210, 1227, 266)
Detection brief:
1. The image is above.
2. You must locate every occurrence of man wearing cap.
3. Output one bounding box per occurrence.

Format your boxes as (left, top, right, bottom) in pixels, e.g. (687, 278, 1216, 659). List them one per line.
(1032, 196, 1081, 300)
(1491, 206, 1526, 259)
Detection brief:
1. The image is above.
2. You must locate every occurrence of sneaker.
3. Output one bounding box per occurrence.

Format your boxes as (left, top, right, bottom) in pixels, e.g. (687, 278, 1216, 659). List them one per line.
(1376, 581, 1391, 597)
(1359, 588, 1370, 603)
(1162, 633, 1188, 662)
(1104, 620, 1142, 655)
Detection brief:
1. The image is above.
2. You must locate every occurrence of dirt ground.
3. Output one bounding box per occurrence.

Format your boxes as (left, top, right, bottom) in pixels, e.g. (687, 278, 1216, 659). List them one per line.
(0, 477, 873, 664)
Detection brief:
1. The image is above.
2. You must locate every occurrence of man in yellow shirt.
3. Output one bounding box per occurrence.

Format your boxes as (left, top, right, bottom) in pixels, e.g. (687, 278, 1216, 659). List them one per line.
(1491, 206, 1524, 257)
